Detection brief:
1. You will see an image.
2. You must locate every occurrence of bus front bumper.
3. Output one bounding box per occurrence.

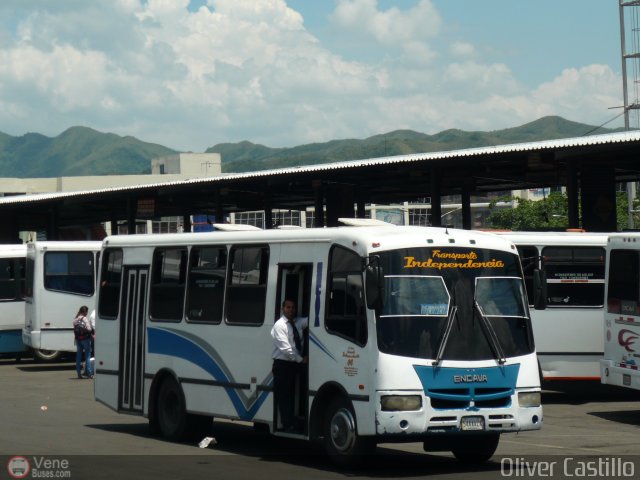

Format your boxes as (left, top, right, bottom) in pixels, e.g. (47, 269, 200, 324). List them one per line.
(600, 359, 640, 390)
(375, 390, 542, 436)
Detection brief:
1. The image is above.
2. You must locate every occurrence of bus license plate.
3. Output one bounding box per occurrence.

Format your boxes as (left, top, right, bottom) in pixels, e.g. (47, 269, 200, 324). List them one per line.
(461, 416, 485, 431)
(623, 374, 631, 386)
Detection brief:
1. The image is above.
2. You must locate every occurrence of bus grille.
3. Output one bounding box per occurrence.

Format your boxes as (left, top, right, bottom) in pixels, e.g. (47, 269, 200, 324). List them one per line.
(431, 398, 469, 409)
(427, 386, 513, 410)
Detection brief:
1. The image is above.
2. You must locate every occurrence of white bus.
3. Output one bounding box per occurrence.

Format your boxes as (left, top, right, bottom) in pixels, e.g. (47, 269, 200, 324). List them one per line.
(23, 241, 102, 362)
(601, 232, 640, 390)
(494, 232, 608, 381)
(94, 222, 542, 464)
(0, 244, 28, 358)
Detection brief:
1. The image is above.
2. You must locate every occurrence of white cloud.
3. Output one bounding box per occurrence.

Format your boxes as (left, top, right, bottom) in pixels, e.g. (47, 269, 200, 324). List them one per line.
(532, 64, 620, 112)
(0, 0, 626, 152)
(443, 61, 522, 98)
(407, 64, 622, 134)
(0, 0, 382, 149)
(331, 0, 441, 45)
(450, 42, 474, 57)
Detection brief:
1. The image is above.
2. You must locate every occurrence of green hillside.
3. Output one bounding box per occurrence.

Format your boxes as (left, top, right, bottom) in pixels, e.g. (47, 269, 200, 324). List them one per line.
(0, 126, 177, 178)
(0, 116, 622, 178)
(206, 116, 622, 173)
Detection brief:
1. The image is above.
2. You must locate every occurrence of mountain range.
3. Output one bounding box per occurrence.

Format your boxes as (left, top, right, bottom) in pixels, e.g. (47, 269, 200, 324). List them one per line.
(0, 116, 622, 178)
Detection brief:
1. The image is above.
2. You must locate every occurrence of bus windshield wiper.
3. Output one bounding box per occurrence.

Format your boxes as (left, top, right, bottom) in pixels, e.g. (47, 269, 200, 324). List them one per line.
(432, 305, 458, 366)
(474, 300, 506, 365)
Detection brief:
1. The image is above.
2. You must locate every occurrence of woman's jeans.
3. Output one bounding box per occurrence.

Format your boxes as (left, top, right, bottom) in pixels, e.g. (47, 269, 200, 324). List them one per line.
(76, 338, 93, 377)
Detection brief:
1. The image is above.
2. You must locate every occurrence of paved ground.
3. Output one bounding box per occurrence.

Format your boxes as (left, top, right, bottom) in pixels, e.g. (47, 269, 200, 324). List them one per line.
(0, 358, 639, 480)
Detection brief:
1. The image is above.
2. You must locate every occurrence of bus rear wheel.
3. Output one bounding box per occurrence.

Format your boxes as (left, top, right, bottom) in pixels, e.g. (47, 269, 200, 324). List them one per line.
(33, 349, 62, 362)
(323, 397, 375, 465)
(157, 377, 189, 441)
(451, 433, 500, 464)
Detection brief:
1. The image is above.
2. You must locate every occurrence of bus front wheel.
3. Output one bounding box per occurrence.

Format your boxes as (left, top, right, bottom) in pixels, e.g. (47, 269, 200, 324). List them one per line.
(451, 433, 500, 464)
(33, 349, 62, 363)
(323, 397, 375, 465)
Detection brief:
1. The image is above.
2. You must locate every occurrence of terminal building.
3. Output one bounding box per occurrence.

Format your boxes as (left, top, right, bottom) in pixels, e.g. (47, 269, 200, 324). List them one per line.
(0, 153, 222, 240)
(0, 148, 525, 239)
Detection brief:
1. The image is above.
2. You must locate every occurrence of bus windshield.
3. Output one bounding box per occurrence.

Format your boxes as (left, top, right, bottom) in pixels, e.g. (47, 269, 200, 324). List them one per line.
(475, 277, 526, 317)
(375, 247, 533, 361)
(381, 276, 450, 317)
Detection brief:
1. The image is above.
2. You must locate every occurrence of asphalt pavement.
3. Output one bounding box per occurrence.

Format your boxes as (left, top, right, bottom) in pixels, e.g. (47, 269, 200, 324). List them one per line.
(1, 358, 639, 480)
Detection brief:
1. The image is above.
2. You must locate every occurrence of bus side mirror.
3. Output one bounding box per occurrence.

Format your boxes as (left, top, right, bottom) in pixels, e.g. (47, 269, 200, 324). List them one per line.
(364, 257, 383, 310)
(533, 268, 547, 310)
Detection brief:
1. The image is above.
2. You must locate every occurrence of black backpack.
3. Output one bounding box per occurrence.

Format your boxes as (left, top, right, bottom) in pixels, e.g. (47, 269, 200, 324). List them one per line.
(73, 317, 91, 340)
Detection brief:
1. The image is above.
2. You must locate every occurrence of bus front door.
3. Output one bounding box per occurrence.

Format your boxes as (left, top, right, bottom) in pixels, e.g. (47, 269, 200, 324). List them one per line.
(118, 266, 148, 414)
(274, 263, 312, 435)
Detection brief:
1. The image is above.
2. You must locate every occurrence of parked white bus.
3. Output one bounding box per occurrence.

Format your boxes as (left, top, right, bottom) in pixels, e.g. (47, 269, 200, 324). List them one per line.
(94, 222, 542, 464)
(601, 232, 640, 390)
(0, 244, 28, 358)
(23, 241, 102, 362)
(494, 232, 608, 381)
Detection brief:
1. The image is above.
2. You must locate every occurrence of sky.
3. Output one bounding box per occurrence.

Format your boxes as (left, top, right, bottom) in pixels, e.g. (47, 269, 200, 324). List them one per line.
(0, 0, 630, 152)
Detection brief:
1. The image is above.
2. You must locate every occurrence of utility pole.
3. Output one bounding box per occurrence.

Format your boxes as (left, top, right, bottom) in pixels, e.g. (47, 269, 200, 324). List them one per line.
(619, 0, 640, 227)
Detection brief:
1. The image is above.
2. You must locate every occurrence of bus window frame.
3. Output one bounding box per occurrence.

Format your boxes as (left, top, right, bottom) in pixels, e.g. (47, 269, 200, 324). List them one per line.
(224, 244, 269, 326)
(185, 245, 228, 325)
(541, 245, 605, 309)
(98, 248, 124, 321)
(0, 257, 25, 302)
(43, 250, 96, 297)
(149, 246, 188, 323)
(325, 245, 368, 347)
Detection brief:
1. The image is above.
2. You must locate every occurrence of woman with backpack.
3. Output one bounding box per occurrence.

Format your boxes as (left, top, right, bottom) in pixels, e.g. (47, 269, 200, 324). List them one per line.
(73, 305, 93, 379)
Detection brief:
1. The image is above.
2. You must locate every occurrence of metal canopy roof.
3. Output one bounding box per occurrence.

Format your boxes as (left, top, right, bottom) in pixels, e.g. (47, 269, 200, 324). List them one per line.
(1, 130, 640, 235)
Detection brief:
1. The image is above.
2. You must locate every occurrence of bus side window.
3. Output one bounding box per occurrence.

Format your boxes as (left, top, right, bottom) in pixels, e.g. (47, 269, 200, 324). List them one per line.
(44, 251, 95, 296)
(226, 245, 269, 325)
(542, 246, 605, 307)
(150, 247, 187, 322)
(608, 249, 640, 314)
(326, 246, 367, 346)
(186, 246, 226, 323)
(0, 258, 15, 300)
(99, 249, 123, 319)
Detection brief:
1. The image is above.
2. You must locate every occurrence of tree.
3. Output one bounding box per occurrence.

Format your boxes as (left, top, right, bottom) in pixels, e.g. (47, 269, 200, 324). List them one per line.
(487, 191, 639, 231)
(615, 190, 640, 230)
(487, 192, 569, 230)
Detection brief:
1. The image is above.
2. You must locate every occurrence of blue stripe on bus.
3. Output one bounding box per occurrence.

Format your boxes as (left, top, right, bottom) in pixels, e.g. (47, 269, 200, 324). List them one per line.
(0, 330, 27, 354)
(308, 330, 336, 361)
(413, 364, 520, 402)
(147, 326, 271, 420)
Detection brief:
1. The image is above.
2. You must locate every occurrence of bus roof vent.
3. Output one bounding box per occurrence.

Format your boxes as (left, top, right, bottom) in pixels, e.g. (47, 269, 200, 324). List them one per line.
(338, 218, 395, 227)
(212, 223, 262, 231)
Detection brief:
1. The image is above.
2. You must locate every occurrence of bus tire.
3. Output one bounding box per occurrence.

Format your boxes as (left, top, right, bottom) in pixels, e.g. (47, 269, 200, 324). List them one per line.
(148, 414, 161, 436)
(323, 397, 375, 465)
(157, 376, 189, 441)
(451, 433, 499, 464)
(33, 349, 62, 363)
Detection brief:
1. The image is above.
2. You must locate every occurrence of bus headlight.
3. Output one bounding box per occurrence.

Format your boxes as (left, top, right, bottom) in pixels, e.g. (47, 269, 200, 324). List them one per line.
(380, 395, 422, 411)
(518, 391, 541, 407)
